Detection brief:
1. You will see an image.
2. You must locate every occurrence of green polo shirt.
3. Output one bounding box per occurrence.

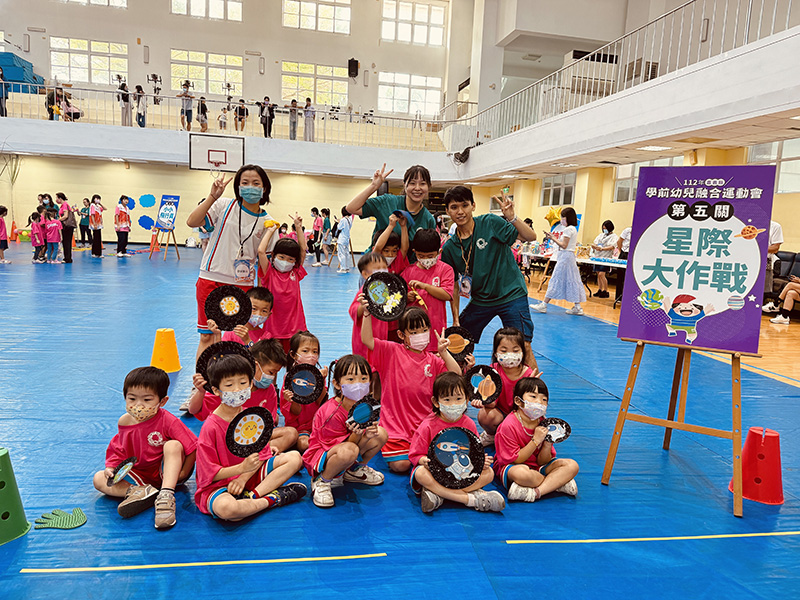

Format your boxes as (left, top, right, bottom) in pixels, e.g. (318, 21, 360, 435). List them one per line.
(360, 193, 437, 251)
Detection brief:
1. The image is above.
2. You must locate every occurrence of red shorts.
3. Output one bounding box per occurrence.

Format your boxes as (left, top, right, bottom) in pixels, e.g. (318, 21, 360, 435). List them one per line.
(381, 438, 410, 462)
(196, 277, 252, 333)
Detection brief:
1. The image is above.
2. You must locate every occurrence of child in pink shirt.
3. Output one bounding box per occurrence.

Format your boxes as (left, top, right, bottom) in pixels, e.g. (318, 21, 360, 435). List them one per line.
(304, 354, 388, 508)
(373, 213, 410, 275)
(360, 304, 461, 473)
(401, 229, 455, 352)
(280, 331, 328, 452)
(44, 210, 63, 263)
(208, 287, 274, 348)
(408, 372, 504, 513)
(0, 205, 9, 263)
(92, 367, 198, 530)
(194, 353, 306, 520)
(28, 212, 46, 263)
(494, 377, 579, 503)
(258, 213, 307, 353)
(348, 252, 390, 360)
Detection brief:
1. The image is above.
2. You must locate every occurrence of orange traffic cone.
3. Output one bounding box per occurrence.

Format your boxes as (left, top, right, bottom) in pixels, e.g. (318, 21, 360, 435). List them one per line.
(729, 427, 784, 505)
(149, 228, 161, 253)
(8, 221, 17, 242)
(150, 328, 181, 373)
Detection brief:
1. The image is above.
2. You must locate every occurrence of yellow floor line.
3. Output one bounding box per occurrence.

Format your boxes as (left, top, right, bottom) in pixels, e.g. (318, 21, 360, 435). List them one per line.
(20, 552, 388, 574)
(507, 531, 800, 544)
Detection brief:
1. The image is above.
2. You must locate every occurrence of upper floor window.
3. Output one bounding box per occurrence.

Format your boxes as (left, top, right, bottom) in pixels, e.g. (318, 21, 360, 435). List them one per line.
(381, 1, 445, 46)
(50, 36, 128, 85)
(748, 139, 800, 194)
(170, 49, 243, 95)
(171, 0, 242, 21)
(282, 0, 351, 34)
(378, 72, 441, 116)
(63, 0, 127, 6)
(281, 61, 349, 106)
(614, 155, 683, 202)
(540, 173, 576, 207)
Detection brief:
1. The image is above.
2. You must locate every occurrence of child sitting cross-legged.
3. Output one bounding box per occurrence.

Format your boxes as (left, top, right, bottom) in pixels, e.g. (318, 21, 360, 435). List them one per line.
(93, 366, 197, 530)
(207, 286, 274, 348)
(194, 354, 306, 521)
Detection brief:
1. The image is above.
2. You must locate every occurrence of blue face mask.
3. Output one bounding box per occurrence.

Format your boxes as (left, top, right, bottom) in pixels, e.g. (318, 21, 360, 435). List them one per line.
(254, 373, 274, 389)
(239, 186, 263, 204)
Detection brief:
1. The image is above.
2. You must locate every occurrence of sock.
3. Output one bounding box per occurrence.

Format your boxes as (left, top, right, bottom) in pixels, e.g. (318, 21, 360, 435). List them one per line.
(320, 475, 332, 483)
(466, 493, 477, 507)
(780, 308, 791, 318)
(534, 487, 541, 500)
(263, 491, 278, 508)
(160, 487, 175, 495)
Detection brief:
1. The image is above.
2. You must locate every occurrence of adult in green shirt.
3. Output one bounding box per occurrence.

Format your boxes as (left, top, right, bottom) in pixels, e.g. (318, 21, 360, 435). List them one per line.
(346, 163, 437, 253)
(441, 185, 538, 369)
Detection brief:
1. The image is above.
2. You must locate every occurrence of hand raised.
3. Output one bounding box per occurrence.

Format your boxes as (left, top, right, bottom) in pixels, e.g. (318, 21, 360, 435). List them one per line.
(371, 163, 394, 188)
(209, 176, 232, 201)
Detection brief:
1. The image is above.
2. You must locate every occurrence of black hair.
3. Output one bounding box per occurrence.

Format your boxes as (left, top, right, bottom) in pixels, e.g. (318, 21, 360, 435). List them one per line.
(602, 220, 615, 233)
(403, 165, 431, 187)
(321, 208, 330, 217)
(233, 164, 271, 206)
(239, 98, 244, 103)
(55, 192, 67, 202)
(250, 338, 286, 368)
(431, 372, 468, 414)
(246, 286, 274, 306)
(410, 228, 440, 253)
(398, 307, 430, 332)
(332, 354, 372, 397)
(119, 195, 128, 204)
(273, 237, 301, 262)
(36, 206, 46, 214)
(372, 229, 400, 250)
(280, 222, 288, 231)
(512, 377, 549, 410)
(524, 218, 533, 227)
(123, 366, 170, 399)
(0, 205, 7, 217)
(288, 330, 320, 366)
(42, 193, 53, 202)
(341, 206, 350, 217)
(92, 194, 101, 201)
(207, 354, 254, 389)
(491, 327, 528, 365)
(444, 185, 474, 208)
(357, 251, 387, 273)
(561, 206, 578, 227)
(46, 210, 58, 219)
(311, 207, 319, 215)
(28, 212, 40, 225)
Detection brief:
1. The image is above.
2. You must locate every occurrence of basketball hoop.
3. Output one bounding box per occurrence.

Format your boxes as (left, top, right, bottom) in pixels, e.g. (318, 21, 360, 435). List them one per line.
(210, 162, 223, 179)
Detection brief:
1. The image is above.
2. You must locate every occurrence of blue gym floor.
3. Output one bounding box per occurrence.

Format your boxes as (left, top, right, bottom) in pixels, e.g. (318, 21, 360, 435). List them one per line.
(1, 243, 798, 599)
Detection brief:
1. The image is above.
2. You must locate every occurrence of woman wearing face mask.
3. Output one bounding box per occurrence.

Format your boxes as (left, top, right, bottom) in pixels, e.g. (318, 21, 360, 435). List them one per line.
(590, 220, 618, 298)
(257, 213, 308, 354)
(493, 377, 579, 503)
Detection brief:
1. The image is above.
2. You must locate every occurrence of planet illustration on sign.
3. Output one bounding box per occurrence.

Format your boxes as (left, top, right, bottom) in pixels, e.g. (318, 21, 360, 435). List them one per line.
(734, 225, 766, 240)
(727, 295, 745, 310)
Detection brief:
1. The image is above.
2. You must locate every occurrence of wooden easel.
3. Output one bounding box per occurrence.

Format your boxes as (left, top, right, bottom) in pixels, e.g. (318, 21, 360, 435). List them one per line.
(601, 338, 760, 517)
(328, 239, 356, 270)
(148, 228, 181, 261)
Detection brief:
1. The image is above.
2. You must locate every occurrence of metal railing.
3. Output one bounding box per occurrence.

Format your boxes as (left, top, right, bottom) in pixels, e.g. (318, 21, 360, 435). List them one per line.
(437, 99, 478, 122)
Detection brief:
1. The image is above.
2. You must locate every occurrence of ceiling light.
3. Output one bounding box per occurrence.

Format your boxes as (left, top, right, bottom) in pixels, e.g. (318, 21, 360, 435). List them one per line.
(551, 163, 578, 168)
(289, 171, 306, 175)
(464, 182, 480, 185)
(637, 145, 673, 151)
(111, 158, 125, 162)
(500, 174, 517, 179)
(791, 116, 800, 120)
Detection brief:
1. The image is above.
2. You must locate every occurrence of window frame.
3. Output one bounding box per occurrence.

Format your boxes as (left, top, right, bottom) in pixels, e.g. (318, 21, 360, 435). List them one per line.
(377, 71, 442, 116)
(50, 36, 128, 85)
(748, 139, 800, 195)
(539, 173, 576, 207)
(170, 49, 243, 96)
(613, 155, 683, 202)
(280, 60, 349, 107)
(381, 0, 446, 47)
(170, 0, 243, 21)
(63, 0, 127, 7)
(281, 0, 351, 35)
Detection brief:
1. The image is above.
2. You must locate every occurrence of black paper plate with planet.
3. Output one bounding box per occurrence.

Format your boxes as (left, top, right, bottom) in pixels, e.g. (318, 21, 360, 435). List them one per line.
(443, 326, 475, 362)
(226, 407, 274, 458)
(205, 285, 252, 331)
(107, 456, 137, 487)
(285, 363, 325, 405)
(541, 417, 571, 443)
(196, 341, 257, 393)
(346, 395, 381, 428)
(465, 364, 503, 406)
(364, 272, 408, 321)
(427, 427, 484, 490)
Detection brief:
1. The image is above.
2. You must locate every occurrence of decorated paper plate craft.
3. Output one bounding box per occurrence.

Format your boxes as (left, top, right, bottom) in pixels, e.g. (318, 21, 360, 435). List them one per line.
(226, 407, 274, 458)
(196, 341, 257, 393)
(204, 285, 252, 331)
(107, 457, 137, 487)
(541, 417, 571, 443)
(285, 363, 325, 405)
(465, 365, 503, 406)
(364, 272, 408, 322)
(443, 326, 475, 362)
(346, 395, 381, 428)
(426, 427, 485, 489)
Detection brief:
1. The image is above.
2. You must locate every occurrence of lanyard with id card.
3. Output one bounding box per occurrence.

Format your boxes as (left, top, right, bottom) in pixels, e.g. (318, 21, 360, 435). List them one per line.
(456, 233, 475, 299)
(233, 202, 260, 285)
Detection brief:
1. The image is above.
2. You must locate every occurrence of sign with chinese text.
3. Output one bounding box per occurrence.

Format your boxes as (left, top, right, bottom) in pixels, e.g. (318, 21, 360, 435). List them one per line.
(155, 195, 180, 230)
(618, 166, 776, 354)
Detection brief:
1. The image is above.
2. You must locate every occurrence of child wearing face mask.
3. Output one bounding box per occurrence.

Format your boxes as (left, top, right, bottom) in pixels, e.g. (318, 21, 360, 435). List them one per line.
(195, 354, 307, 521)
(280, 331, 329, 453)
(349, 252, 391, 360)
(373, 213, 409, 275)
(360, 305, 462, 473)
(408, 372, 505, 513)
(494, 377, 579, 503)
(401, 228, 455, 352)
(207, 287, 274, 348)
(474, 327, 538, 447)
(258, 213, 308, 353)
(93, 367, 198, 530)
(304, 354, 388, 508)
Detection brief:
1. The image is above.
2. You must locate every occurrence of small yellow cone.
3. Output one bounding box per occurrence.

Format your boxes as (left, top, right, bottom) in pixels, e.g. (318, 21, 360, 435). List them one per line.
(150, 328, 181, 373)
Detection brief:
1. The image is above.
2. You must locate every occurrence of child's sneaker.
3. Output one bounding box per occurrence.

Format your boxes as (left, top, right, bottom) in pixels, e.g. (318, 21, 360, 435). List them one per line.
(154, 489, 176, 529)
(530, 302, 547, 313)
(330, 474, 344, 488)
(420, 489, 443, 513)
(118, 484, 159, 518)
(343, 464, 384, 485)
(266, 482, 307, 508)
(770, 315, 790, 325)
(311, 261, 322, 267)
(311, 478, 334, 508)
(556, 479, 578, 496)
(479, 431, 495, 447)
(565, 306, 584, 315)
(469, 489, 505, 512)
(507, 482, 538, 502)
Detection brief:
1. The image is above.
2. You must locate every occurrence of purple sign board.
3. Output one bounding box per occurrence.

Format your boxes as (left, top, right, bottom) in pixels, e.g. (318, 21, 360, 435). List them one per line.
(618, 166, 776, 355)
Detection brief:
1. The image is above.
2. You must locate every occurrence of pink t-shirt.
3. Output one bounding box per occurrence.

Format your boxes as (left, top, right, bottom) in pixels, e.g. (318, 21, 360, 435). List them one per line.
(401, 260, 455, 352)
(493, 411, 554, 471)
(371, 338, 447, 442)
(195, 412, 275, 515)
(408, 412, 478, 467)
(58, 202, 72, 217)
(30, 222, 44, 247)
(260, 261, 307, 339)
(115, 205, 131, 232)
(105, 409, 198, 486)
(490, 363, 535, 415)
(348, 290, 389, 360)
(279, 382, 320, 434)
(313, 216, 323, 232)
(195, 386, 279, 423)
(0, 217, 7, 241)
(44, 219, 62, 243)
(388, 252, 409, 275)
(221, 327, 270, 348)
(302, 397, 347, 475)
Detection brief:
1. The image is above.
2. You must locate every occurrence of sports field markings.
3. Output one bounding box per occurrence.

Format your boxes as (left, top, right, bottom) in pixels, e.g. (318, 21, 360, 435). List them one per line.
(507, 531, 800, 544)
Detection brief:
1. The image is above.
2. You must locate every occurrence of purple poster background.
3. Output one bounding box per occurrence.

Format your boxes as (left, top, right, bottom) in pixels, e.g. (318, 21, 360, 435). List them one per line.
(617, 165, 776, 354)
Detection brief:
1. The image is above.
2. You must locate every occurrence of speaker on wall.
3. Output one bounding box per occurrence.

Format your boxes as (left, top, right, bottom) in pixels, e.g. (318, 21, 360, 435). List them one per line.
(348, 58, 359, 78)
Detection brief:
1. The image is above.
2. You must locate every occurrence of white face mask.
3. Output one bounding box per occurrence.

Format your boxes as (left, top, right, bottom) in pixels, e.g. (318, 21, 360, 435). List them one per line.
(408, 332, 429, 351)
(522, 400, 547, 420)
(249, 314, 268, 327)
(273, 258, 294, 273)
(385, 256, 396, 266)
(560, 218, 567, 227)
(497, 352, 523, 369)
(418, 257, 437, 270)
(341, 382, 370, 402)
(439, 402, 467, 421)
(220, 388, 250, 408)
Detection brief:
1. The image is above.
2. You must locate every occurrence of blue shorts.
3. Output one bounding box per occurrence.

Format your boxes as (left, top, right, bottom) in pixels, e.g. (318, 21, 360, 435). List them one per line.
(181, 109, 193, 120)
(459, 294, 534, 343)
(207, 456, 276, 519)
(593, 265, 610, 272)
(497, 458, 556, 489)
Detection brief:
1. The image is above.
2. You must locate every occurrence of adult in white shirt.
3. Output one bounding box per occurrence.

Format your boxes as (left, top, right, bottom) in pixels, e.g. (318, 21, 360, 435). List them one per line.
(763, 220, 784, 310)
(532, 207, 586, 315)
(615, 226, 632, 302)
(590, 220, 619, 298)
(303, 97, 316, 142)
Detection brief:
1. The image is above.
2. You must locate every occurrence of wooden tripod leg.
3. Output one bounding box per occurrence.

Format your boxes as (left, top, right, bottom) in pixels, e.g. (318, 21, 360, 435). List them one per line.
(172, 230, 181, 260)
(162, 230, 168, 261)
(663, 348, 686, 450)
(731, 353, 743, 517)
(602, 341, 645, 485)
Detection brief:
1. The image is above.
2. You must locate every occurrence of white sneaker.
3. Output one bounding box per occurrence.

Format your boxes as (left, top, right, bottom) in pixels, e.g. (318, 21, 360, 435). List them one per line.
(530, 302, 547, 313)
(330, 474, 344, 488)
(556, 479, 578, 496)
(565, 306, 584, 315)
(770, 315, 790, 325)
(311, 262, 322, 267)
(343, 464, 384, 485)
(311, 478, 334, 508)
(116, 252, 124, 257)
(469, 489, 506, 512)
(479, 431, 495, 447)
(420, 489, 443, 513)
(762, 302, 779, 314)
(507, 482, 538, 502)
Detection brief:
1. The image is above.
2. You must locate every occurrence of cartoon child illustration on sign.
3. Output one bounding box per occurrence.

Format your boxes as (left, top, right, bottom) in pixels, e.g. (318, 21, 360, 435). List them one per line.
(662, 294, 715, 345)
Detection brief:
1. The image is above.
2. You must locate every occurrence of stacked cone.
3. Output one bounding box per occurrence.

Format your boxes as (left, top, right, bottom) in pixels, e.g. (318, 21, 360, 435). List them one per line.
(729, 427, 784, 505)
(150, 328, 181, 373)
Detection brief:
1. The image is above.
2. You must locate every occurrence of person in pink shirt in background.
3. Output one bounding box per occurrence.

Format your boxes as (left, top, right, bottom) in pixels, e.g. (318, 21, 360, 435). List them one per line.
(28, 212, 46, 263)
(257, 213, 307, 354)
(44, 209, 63, 263)
(114, 195, 132, 257)
(280, 331, 328, 453)
(493, 377, 579, 503)
(401, 229, 455, 353)
(0, 205, 10, 264)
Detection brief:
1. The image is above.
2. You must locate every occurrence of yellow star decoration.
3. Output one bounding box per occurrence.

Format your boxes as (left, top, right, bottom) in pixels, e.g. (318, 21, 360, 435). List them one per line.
(544, 206, 562, 227)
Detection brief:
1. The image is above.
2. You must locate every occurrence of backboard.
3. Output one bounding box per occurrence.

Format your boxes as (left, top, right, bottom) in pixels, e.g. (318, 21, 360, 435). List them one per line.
(189, 134, 245, 173)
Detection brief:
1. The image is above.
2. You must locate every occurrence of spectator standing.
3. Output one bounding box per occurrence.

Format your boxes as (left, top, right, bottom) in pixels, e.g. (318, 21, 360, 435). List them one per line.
(134, 85, 147, 128)
(177, 81, 194, 131)
(89, 194, 106, 258)
(258, 96, 275, 138)
(55, 192, 77, 263)
(590, 220, 618, 298)
(762, 220, 785, 311)
(117, 82, 132, 127)
(198, 97, 209, 132)
(303, 97, 315, 142)
(234, 99, 248, 133)
(286, 99, 298, 140)
(78, 197, 92, 247)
